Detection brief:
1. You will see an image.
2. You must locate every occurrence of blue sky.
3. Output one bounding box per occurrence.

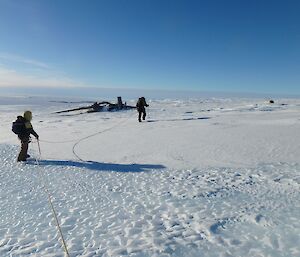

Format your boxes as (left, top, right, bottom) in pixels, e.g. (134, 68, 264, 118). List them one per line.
(0, 0, 299, 95)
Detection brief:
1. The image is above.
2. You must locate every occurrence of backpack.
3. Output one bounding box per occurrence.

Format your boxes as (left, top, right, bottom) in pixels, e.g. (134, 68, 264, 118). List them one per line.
(12, 116, 26, 135)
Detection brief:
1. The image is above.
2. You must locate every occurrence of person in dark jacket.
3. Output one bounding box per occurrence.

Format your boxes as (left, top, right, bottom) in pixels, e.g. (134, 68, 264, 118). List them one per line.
(136, 97, 149, 122)
(17, 111, 39, 162)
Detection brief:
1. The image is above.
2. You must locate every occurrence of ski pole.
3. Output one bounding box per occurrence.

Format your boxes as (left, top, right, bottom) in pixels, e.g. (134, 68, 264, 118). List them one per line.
(37, 139, 41, 156)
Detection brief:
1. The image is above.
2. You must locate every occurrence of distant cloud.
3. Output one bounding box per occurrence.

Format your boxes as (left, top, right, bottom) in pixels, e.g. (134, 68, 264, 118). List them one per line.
(0, 52, 89, 88)
(0, 67, 86, 88)
(0, 52, 50, 69)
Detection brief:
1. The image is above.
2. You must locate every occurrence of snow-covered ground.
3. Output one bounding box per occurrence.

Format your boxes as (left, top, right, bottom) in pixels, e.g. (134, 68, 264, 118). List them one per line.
(0, 96, 299, 257)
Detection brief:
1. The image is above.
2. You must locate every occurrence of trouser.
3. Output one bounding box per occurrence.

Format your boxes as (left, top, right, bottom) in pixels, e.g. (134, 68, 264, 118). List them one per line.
(138, 110, 146, 122)
(17, 139, 29, 162)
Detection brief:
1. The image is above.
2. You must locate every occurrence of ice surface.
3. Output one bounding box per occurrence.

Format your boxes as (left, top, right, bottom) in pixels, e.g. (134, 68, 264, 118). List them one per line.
(0, 97, 299, 256)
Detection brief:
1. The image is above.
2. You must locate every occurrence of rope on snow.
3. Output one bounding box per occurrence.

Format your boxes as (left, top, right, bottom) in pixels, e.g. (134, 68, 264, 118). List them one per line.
(33, 140, 71, 257)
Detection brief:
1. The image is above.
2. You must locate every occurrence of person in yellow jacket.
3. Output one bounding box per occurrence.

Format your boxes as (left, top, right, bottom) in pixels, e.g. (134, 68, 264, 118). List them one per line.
(16, 111, 39, 162)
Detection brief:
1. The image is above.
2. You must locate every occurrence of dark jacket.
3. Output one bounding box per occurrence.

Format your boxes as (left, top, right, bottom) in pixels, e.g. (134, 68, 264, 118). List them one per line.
(18, 116, 39, 141)
(136, 98, 149, 112)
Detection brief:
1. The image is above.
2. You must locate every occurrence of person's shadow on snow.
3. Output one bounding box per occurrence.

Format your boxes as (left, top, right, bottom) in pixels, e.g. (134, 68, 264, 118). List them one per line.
(147, 117, 211, 123)
(31, 160, 166, 173)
